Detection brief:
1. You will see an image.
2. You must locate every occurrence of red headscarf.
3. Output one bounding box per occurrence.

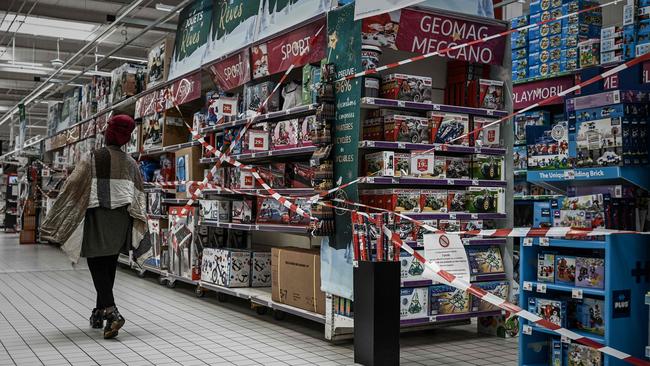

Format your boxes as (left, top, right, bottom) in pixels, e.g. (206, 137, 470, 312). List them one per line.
(105, 114, 135, 146)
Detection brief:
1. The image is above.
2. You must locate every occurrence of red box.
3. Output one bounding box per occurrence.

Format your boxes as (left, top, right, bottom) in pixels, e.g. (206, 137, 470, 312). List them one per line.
(380, 74, 432, 103)
(386, 189, 421, 213)
(383, 115, 431, 143)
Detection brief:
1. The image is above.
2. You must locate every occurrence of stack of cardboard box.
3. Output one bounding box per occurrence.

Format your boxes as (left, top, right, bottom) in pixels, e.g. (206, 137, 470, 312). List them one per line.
(20, 199, 37, 244)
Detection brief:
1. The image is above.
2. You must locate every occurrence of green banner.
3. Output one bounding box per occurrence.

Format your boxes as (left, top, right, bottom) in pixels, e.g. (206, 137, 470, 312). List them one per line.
(213, 0, 260, 40)
(169, 0, 212, 80)
(328, 4, 362, 250)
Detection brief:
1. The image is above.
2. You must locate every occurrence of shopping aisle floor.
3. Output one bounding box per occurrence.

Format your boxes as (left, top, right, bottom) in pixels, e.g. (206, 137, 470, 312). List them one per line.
(0, 234, 517, 366)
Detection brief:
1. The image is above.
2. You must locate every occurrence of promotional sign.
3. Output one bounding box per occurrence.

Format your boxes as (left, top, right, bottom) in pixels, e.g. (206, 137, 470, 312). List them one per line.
(330, 4, 362, 250)
(266, 19, 327, 75)
(18, 104, 25, 151)
(395, 9, 506, 65)
(424, 234, 471, 284)
(354, 0, 425, 20)
(612, 289, 631, 318)
(256, 0, 333, 41)
(168, 0, 212, 81)
(203, 0, 260, 65)
(135, 72, 202, 118)
(354, 0, 493, 20)
(208, 49, 251, 91)
(512, 76, 574, 110)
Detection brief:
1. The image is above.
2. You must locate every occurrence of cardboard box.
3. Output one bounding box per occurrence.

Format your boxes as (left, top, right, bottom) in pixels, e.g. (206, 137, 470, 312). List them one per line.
(175, 146, 203, 198)
(410, 152, 435, 178)
(22, 216, 36, 230)
(251, 251, 272, 287)
(19, 230, 36, 244)
(429, 112, 470, 146)
(365, 151, 395, 177)
(199, 200, 231, 222)
(429, 285, 471, 315)
(381, 74, 432, 103)
(400, 287, 429, 320)
(272, 248, 325, 315)
(214, 248, 253, 288)
(232, 200, 254, 224)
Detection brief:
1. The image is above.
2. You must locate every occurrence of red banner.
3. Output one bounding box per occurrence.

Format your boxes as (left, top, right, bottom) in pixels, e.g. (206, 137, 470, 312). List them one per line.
(266, 19, 326, 75)
(135, 72, 202, 118)
(512, 76, 574, 110)
(395, 9, 506, 65)
(208, 49, 251, 91)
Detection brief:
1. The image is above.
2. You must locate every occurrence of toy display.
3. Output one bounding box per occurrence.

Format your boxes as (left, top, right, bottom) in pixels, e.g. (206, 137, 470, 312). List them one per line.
(554, 255, 576, 284)
(400, 287, 429, 320)
(537, 253, 555, 283)
(478, 79, 505, 110)
(429, 285, 471, 315)
(526, 122, 571, 170)
(400, 250, 426, 283)
(566, 343, 602, 366)
(467, 246, 505, 274)
(472, 117, 501, 147)
(231, 200, 254, 224)
(444, 157, 470, 179)
(381, 74, 432, 103)
(383, 115, 430, 144)
(365, 151, 395, 177)
(429, 112, 470, 146)
(528, 297, 567, 327)
(572, 298, 605, 336)
(409, 152, 435, 178)
(471, 155, 503, 180)
(575, 257, 605, 289)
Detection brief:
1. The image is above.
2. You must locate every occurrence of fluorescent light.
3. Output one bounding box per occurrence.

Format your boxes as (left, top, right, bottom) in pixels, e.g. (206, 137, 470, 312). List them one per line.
(0, 63, 110, 77)
(155, 3, 176, 12)
(95, 54, 148, 64)
(0, 12, 101, 41)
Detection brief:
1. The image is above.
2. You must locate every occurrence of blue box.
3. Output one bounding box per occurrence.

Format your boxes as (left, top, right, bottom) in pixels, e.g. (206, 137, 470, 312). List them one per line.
(530, 13, 541, 25)
(530, 0, 563, 14)
(512, 59, 528, 72)
(510, 15, 528, 29)
(601, 37, 623, 52)
(528, 297, 567, 327)
(602, 49, 624, 64)
(511, 29, 529, 49)
(512, 69, 528, 81)
(573, 298, 605, 336)
(562, 0, 599, 14)
(623, 24, 637, 43)
(551, 339, 564, 366)
(528, 52, 539, 65)
(529, 37, 558, 53)
(563, 24, 601, 38)
(533, 20, 562, 38)
(561, 11, 602, 27)
(528, 64, 540, 78)
(563, 34, 586, 48)
(539, 47, 563, 63)
(513, 47, 528, 61)
(623, 44, 636, 60)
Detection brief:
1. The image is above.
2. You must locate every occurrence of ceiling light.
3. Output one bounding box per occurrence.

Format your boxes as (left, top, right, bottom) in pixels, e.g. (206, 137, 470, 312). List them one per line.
(155, 3, 176, 12)
(95, 54, 148, 64)
(0, 12, 101, 41)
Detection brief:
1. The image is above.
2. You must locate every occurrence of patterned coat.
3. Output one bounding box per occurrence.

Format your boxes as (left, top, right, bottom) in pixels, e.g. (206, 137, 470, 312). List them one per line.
(41, 146, 150, 264)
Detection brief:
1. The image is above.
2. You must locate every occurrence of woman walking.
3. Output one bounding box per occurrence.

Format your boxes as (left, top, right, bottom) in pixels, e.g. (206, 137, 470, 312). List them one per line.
(41, 114, 150, 339)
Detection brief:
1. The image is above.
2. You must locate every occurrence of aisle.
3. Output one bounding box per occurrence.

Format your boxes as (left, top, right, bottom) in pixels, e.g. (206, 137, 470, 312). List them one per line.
(0, 234, 517, 366)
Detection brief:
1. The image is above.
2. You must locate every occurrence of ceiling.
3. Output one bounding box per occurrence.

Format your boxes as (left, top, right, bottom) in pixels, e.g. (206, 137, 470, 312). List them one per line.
(0, 0, 184, 147)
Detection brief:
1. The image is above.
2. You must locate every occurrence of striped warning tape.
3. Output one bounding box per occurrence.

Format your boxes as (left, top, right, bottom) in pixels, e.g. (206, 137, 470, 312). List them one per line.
(381, 224, 649, 365)
(338, 0, 622, 82)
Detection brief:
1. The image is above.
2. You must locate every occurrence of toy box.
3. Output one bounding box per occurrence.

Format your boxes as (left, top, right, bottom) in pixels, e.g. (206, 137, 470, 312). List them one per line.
(511, 31, 529, 50)
(381, 74, 432, 103)
(601, 25, 623, 40)
(298, 115, 316, 147)
(285, 162, 315, 188)
(578, 39, 600, 68)
(575, 257, 605, 289)
(526, 122, 571, 170)
(387, 189, 421, 213)
(272, 119, 299, 149)
(110, 62, 146, 104)
(447, 190, 468, 212)
(251, 251, 272, 287)
(478, 79, 504, 110)
(466, 187, 502, 213)
(574, 103, 649, 123)
(467, 246, 504, 274)
(437, 219, 460, 232)
(514, 111, 550, 145)
(472, 117, 501, 147)
(429, 285, 471, 315)
(214, 248, 252, 288)
(530, 0, 562, 14)
(538, 253, 555, 283)
(471, 155, 503, 180)
(257, 163, 286, 188)
(256, 197, 289, 224)
(529, 297, 567, 327)
(512, 69, 528, 81)
(573, 117, 623, 167)
(559, 194, 604, 211)
(201, 248, 218, 284)
(561, 11, 601, 27)
(247, 129, 270, 152)
(572, 297, 605, 336)
(142, 114, 164, 149)
(282, 198, 313, 226)
(512, 48, 528, 61)
(365, 151, 395, 177)
(363, 117, 383, 140)
(400, 250, 426, 283)
(600, 37, 623, 53)
(429, 112, 470, 146)
(147, 192, 162, 215)
(566, 343, 602, 366)
(400, 287, 429, 320)
(231, 200, 254, 224)
(444, 157, 470, 179)
(200, 200, 231, 222)
(394, 153, 411, 177)
(512, 58, 528, 72)
(383, 115, 431, 143)
(420, 190, 448, 213)
(555, 255, 577, 284)
(472, 281, 509, 312)
(410, 152, 435, 178)
(533, 20, 563, 39)
(238, 170, 256, 189)
(244, 81, 280, 114)
(510, 15, 528, 29)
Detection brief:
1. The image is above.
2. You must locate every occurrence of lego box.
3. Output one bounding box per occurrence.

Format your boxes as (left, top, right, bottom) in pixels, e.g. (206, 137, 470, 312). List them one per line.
(572, 297, 605, 336)
(538, 253, 555, 283)
(575, 257, 605, 289)
(573, 118, 623, 167)
(529, 297, 567, 327)
(555, 255, 577, 284)
(381, 74, 432, 103)
(526, 122, 571, 170)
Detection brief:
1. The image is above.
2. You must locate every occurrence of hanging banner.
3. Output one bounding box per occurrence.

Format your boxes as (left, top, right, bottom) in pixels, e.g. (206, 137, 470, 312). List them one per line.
(18, 104, 26, 151)
(512, 76, 574, 110)
(329, 4, 362, 250)
(168, 0, 212, 81)
(135, 72, 202, 118)
(265, 19, 327, 75)
(203, 0, 260, 65)
(257, 0, 333, 41)
(395, 9, 506, 65)
(354, 0, 425, 20)
(207, 49, 251, 91)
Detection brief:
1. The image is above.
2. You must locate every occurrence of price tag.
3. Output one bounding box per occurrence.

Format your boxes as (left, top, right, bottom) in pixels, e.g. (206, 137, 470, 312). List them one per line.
(42, 169, 51, 177)
(461, 238, 470, 245)
(397, 142, 406, 149)
(449, 214, 457, 220)
(563, 170, 575, 180)
(433, 145, 442, 151)
(268, 150, 274, 156)
(522, 324, 532, 335)
(536, 283, 547, 293)
(471, 179, 479, 186)
(429, 316, 437, 322)
(251, 153, 257, 158)
(471, 214, 479, 220)
(366, 98, 375, 104)
(523, 238, 533, 246)
(432, 104, 441, 111)
(487, 110, 494, 116)
(561, 336, 571, 344)
(366, 141, 375, 147)
(523, 281, 533, 291)
(539, 238, 550, 246)
(572, 288, 583, 299)
(397, 101, 406, 108)
(353, 261, 359, 268)
(447, 179, 455, 185)
(474, 147, 481, 153)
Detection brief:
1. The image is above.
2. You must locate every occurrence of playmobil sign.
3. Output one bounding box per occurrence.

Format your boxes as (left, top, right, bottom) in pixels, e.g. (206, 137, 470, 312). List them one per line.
(395, 9, 505, 65)
(512, 76, 574, 109)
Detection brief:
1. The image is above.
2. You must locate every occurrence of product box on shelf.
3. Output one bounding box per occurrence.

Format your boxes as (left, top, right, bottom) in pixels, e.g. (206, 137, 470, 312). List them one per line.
(511, 34, 528, 51)
(429, 112, 470, 146)
(147, 192, 162, 215)
(298, 115, 316, 147)
(574, 103, 648, 123)
(528, 297, 567, 327)
(251, 251, 272, 287)
(400, 249, 426, 283)
(394, 153, 411, 177)
(512, 59, 528, 73)
(142, 114, 164, 149)
(514, 112, 550, 146)
(538, 253, 556, 283)
(272, 119, 300, 149)
(387, 189, 421, 213)
(216, 248, 253, 288)
(510, 15, 528, 29)
(444, 157, 470, 180)
(600, 36, 623, 53)
(573, 117, 624, 167)
(471, 281, 509, 312)
(199, 200, 231, 222)
(256, 197, 289, 224)
(466, 187, 503, 213)
(146, 36, 174, 89)
(567, 343, 603, 365)
(272, 248, 325, 315)
(478, 79, 505, 111)
(363, 118, 383, 141)
(472, 117, 501, 147)
(512, 48, 528, 61)
(285, 162, 315, 188)
(467, 246, 505, 275)
(429, 285, 471, 315)
(380, 74, 432, 103)
(257, 163, 286, 188)
(168, 206, 199, 280)
(571, 297, 605, 336)
(471, 155, 503, 180)
(244, 81, 280, 114)
(526, 122, 571, 170)
(246, 129, 270, 152)
(365, 151, 395, 177)
(175, 146, 203, 198)
(400, 287, 429, 320)
(383, 115, 431, 144)
(579, 39, 600, 68)
(512, 69, 528, 82)
(110, 62, 146, 104)
(575, 257, 605, 289)
(447, 190, 468, 212)
(420, 190, 448, 213)
(201, 248, 218, 284)
(553, 209, 605, 229)
(231, 200, 254, 224)
(555, 255, 577, 284)
(601, 25, 623, 40)
(409, 152, 436, 178)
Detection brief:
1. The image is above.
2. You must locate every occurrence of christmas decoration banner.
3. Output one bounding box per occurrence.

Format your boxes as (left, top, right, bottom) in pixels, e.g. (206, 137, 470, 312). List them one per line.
(395, 9, 505, 65)
(208, 49, 251, 91)
(266, 19, 326, 75)
(168, 0, 212, 81)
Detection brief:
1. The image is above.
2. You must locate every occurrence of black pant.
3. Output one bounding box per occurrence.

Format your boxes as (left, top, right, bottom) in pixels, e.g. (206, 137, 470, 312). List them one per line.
(87, 254, 119, 309)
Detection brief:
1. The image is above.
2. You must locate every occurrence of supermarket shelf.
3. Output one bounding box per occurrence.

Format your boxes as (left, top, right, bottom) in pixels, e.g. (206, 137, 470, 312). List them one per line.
(360, 97, 509, 118)
(527, 166, 650, 194)
(117, 254, 130, 266)
(202, 187, 315, 196)
(401, 273, 505, 288)
(200, 220, 310, 234)
(401, 310, 505, 326)
(512, 70, 576, 85)
(403, 212, 506, 220)
(167, 273, 198, 286)
(199, 104, 319, 133)
(200, 146, 317, 164)
(513, 170, 527, 176)
(513, 194, 563, 201)
(364, 176, 506, 188)
(358, 140, 506, 156)
(405, 238, 507, 248)
(134, 141, 201, 157)
(142, 264, 166, 276)
(526, 324, 605, 344)
(523, 281, 605, 297)
(162, 198, 198, 205)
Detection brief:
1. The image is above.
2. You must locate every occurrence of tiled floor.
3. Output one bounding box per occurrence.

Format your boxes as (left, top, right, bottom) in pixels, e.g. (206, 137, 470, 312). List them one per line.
(0, 234, 518, 365)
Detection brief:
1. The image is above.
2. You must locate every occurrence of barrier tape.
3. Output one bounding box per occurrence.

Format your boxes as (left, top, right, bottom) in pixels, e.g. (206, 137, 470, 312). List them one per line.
(381, 224, 649, 366)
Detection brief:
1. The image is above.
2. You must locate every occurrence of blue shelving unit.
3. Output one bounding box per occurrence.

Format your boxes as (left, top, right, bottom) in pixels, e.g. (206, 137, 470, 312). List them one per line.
(519, 236, 649, 365)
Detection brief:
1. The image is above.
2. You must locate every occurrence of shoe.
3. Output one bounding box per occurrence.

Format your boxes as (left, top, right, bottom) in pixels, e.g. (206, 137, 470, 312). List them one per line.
(103, 307, 125, 339)
(90, 308, 104, 329)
